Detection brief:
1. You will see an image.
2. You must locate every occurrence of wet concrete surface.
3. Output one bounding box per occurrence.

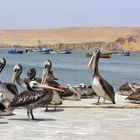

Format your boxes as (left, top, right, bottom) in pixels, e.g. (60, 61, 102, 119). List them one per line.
(0, 95, 140, 140)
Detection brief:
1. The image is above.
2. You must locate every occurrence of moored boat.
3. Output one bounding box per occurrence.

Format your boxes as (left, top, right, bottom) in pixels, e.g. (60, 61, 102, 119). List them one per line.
(38, 48, 51, 54)
(58, 50, 72, 54)
(8, 49, 24, 54)
(121, 51, 130, 56)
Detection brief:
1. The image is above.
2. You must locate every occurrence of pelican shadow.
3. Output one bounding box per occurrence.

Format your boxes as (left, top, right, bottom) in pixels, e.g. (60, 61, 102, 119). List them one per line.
(91, 102, 114, 105)
(8, 118, 57, 122)
(0, 122, 8, 124)
(44, 108, 64, 113)
(1, 113, 16, 117)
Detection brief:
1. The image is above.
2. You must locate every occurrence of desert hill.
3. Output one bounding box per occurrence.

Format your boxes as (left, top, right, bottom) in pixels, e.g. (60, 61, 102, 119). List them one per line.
(0, 27, 140, 51)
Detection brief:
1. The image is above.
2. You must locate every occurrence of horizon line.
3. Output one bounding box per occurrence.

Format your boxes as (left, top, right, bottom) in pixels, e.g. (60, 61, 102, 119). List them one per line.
(0, 26, 140, 30)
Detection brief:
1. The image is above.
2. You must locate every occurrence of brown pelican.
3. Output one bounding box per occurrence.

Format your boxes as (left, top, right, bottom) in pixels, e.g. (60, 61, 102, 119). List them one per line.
(125, 84, 140, 103)
(0, 58, 18, 101)
(27, 68, 36, 80)
(61, 84, 82, 100)
(119, 82, 140, 96)
(88, 48, 115, 104)
(41, 60, 63, 111)
(25, 67, 46, 84)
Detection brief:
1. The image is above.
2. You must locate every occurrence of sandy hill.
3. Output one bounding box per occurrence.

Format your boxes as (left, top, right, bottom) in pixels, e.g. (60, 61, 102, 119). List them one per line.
(0, 27, 140, 51)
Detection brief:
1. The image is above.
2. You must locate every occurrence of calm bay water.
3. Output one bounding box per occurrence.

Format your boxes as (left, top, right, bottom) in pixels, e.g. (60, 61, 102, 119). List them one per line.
(0, 50, 140, 91)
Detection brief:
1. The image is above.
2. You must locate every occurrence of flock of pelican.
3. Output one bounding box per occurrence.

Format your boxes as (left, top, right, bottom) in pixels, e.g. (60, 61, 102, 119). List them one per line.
(0, 48, 140, 120)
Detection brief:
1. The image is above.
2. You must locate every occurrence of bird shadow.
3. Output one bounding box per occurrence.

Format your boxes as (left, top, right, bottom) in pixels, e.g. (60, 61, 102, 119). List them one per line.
(0, 122, 8, 124)
(44, 108, 64, 113)
(1, 113, 16, 117)
(8, 118, 57, 122)
(91, 102, 114, 105)
(125, 101, 140, 104)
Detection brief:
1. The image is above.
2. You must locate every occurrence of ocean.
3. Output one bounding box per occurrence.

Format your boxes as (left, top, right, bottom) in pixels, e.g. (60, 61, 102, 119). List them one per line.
(0, 50, 140, 91)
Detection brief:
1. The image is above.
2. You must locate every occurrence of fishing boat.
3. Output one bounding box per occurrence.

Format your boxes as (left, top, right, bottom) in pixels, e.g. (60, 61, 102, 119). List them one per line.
(121, 51, 130, 56)
(86, 52, 112, 58)
(8, 49, 24, 54)
(38, 48, 51, 54)
(58, 50, 72, 54)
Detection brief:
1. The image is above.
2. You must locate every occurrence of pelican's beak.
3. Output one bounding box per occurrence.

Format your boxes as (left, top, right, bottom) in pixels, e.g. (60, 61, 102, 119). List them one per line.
(68, 86, 80, 95)
(35, 83, 64, 92)
(58, 86, 65, 89)
(88, 52, 96, 70)
(41, 68, 49, 84)
(100, 53, 112, 58)
(12, 71, 17, 84)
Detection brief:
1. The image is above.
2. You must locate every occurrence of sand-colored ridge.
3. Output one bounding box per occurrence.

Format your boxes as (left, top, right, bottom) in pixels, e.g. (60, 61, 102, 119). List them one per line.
(0, 27, 140, 51)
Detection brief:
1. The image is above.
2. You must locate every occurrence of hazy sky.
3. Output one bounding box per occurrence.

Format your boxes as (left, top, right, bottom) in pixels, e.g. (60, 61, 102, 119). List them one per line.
(0, 0, 139, 29)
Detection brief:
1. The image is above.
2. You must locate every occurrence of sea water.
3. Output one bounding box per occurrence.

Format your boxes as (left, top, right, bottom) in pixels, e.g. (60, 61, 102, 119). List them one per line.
(0, 51, 140, 91)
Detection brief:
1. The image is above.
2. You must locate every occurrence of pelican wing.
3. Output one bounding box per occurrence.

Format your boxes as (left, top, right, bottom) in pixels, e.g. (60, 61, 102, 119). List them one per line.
(11, 91, 46, 107)
(81, 87, 96, 97)
(99, 78, 115, 102)
(126, 92, 140, 100)
(48, 81, 60, 88)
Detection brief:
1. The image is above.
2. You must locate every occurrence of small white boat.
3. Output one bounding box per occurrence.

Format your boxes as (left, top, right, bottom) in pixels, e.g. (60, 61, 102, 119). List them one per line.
(58, 50, 72, 54)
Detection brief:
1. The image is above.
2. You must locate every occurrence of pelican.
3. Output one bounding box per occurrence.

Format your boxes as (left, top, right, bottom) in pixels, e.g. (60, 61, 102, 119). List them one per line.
(125, 84, 140, 103)
(61, 84, 81, 100)
(0, 58, 18, 101)
(25, 67, 43, 84)
(27, 68, 36, 80)
(41, 60, 63, 111)
(88, 48, 115, 104)
(119, 82, 140, 96)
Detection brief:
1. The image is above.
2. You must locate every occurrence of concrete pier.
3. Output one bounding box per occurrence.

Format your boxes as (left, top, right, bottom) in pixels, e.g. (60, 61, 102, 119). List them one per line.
(0, 94, 140, 140)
